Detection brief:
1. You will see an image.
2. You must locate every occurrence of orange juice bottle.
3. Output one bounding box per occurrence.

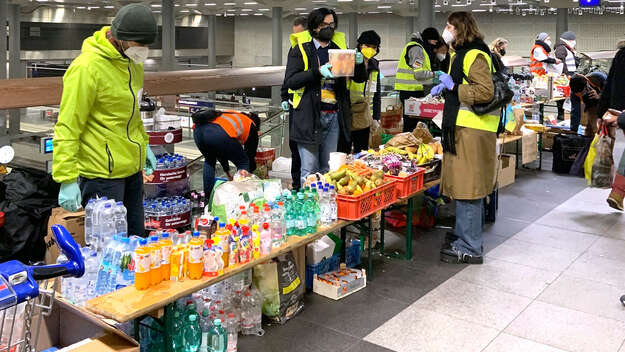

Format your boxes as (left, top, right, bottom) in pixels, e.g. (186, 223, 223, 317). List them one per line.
(134, 239, 151, 290)
(170, 244, 185, 281)
(149, 236, 162, 286)
(187, 231, 204, 280)
(160, 233, 173, 281)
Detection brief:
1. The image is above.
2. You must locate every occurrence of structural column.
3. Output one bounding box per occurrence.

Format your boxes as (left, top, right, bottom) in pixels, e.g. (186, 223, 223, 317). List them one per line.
(8, 3, 20, 136)
(271, 6, 282, 106)
(417, 0, 435, 32)
(161, 0, 175, 71)
(348, 13, 358, 47)
(207, 14, 216, 69)
(556, 8, 568, 42)
(405, 16, 415, 42)
(0, 0, 8, 137)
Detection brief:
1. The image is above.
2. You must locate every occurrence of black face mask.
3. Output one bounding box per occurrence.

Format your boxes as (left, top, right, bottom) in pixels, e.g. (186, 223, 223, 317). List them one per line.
(499, 48, 506, 56)
(316, 27, 334, 42)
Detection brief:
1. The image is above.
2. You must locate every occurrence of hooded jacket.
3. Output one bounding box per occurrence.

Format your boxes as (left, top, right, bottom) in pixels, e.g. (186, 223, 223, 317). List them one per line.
(52, 26, 149, 184)
(598, 40, 625, 119)
(554, 39, 577, 75)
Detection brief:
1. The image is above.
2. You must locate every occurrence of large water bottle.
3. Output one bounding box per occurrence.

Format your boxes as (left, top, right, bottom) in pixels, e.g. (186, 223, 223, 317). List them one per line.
(185, 314, 202, 352)
(225, 313, 238, 352)
(111, 237, 133, 291)
(92, 197, 111, 252)
(240, 288, 264, 336)
(320, 188, 330, 226)
(114, 201, 128, 235)
(295, 193, 307, 236)
(100, 204, 116, 249)
(56, 252, 73, 301)
(96, 235, 118, 296)
(208, 319, 227, 352)
(305, 193, 316, 234)
(329, 185, 338, 222)
(84, 199, 96, 248)
(84, 249, 99, 301)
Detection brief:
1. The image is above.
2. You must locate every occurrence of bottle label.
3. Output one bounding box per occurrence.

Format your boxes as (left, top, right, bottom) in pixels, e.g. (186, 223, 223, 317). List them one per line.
(151, 249, 161, 269)
(189, 244, 203, 264)
(136, 253, 151, 274)
(161, 245, 172, 264)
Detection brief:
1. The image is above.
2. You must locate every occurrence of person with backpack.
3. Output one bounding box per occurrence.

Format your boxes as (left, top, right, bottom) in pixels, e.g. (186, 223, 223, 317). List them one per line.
(430, 11, 497, 265)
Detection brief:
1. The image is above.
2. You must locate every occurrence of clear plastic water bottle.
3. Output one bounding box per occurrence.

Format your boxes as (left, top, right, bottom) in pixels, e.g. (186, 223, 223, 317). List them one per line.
(171, 312, 185, 351)
(320, 188, 330, 226)
(96, 235, 118, 296)
(114, 201, 128, 235)
(84, 249, 99, 301)
(100, 204, 116, 249)
(107, 236, 126, 292)
(185, 315, 202, 352)
(57, 252, 73, 300)
(240, 288, 264, 336)
(305, 193, 316, 234)
(226, 313, 238, 352)
(285, 195, 295, 236)
(209, 319, 227, 352)
(329, 185, 338, 222)
(295, 193, 307, 236)
(116, 236, 134, 289)
(84, 199, 96, 248)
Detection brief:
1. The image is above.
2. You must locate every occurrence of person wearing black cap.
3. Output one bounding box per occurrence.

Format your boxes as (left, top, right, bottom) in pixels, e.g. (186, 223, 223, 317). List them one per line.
(347, 30, 382, 152)
(52, 4, 158, 236)
(569, 72, 607, 136)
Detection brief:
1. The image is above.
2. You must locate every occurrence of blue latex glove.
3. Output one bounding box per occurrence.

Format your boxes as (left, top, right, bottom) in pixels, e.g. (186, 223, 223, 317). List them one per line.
(430, 84, 445, 97)
(439, 73, 455, 91)
(59, 182, 82, 212)
(145, 146, 156, 176)
(379, 72, 385, 79)
(320, 63, 334, 79)
(281, 101, 290, 111)
(355, 52, 364, 65)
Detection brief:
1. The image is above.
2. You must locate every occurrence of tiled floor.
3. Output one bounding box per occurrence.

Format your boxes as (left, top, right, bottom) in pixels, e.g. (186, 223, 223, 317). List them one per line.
(239, 137, 625, 352)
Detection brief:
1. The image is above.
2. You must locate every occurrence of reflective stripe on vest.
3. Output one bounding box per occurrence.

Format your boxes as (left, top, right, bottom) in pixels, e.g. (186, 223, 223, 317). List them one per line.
(449, 49, 500, 133)
(213, 112, 252, 143)
(529, 45, 547, 76)
(394, 41, 431, 92)
(349, 69, 378, 116)
(287, 31, 347, 109)
(564, 47, 576, 73)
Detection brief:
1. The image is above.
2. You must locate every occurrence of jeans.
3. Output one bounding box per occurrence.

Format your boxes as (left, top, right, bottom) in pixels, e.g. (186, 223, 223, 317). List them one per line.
(452, 199, 484, 256)
(569, 94, 582, 133)
(194, 123, 250, 197)
(79, 172, 145, 236)
(298, 110, 339, 185)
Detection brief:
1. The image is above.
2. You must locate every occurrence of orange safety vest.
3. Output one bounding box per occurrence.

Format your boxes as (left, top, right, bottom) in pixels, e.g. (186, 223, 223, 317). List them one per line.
(212, 111, 254, 144)
(529, 44, 548, 76)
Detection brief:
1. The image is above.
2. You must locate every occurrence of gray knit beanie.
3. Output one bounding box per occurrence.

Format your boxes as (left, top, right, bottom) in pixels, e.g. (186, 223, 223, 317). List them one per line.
(536, 32, 549, 42)
(561, 31, 576, 41)
(111, 4, 158, 45)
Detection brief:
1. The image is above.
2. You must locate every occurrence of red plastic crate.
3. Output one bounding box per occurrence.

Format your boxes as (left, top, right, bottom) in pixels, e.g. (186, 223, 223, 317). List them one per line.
(336, 180, 397, 220)
(385, 168, 425, 198)
(556, 85, 570, 97)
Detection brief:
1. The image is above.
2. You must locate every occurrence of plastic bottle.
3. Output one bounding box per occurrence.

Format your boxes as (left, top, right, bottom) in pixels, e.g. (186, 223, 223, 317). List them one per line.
(250, 224, 260, 260)
(95, 235, 118, 295)
(304, 193, 316, 234)
(240, 288, 263, 336)
(199, 309, 212, 352)
(184, 314, 201, 352)
(113, 201, 128, 235)
(226, 313, 238, 352)
(160, 233, 173, 282)
(239, 211, 250, 228)
(295, 193, 307, 236)
(260, 223, 272, 256)
(188, 232, 204, 280)
(100, 204, 117, 251)
(329, 185, 338, 222)
(149, 236, 163, 286)
(170, 243, 185, 282)
(209, 319, 227, 352)
(171, 311, 185, 351)
(238, 227, 252, 264)
(320, 188, 330, 226)
(84, 249, 99, 300)
(106, 236, 125, 292)
(84, 199, 96, 248)
(118, 237, 135, 288)
(134, 239, 151, 290)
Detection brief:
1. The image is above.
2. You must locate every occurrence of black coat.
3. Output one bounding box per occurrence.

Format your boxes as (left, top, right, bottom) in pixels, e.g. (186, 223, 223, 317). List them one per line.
(284, 41, 368, 145)
(598, 44, 625, 118)
(366, 57, 382, 121)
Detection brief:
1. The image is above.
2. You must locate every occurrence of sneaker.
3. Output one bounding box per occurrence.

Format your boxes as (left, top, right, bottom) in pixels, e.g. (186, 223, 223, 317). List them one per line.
(440, 247, 483, 264)
(620, 295, 625, 307)
(440, 231, 457, 252)
(607, 191, 624, 211)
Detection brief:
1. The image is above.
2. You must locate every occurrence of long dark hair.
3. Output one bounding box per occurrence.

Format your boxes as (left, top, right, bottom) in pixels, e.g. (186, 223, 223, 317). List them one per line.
(447, 11, 484, 47)
(307, 8, 337, 32)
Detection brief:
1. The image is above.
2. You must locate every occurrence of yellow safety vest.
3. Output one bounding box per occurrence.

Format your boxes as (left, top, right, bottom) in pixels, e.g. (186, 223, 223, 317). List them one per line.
(449, 49, 500, 133)
(288, 30, 347, 109)
(348, 69, 378, 117)
(394, 41, 431, 92)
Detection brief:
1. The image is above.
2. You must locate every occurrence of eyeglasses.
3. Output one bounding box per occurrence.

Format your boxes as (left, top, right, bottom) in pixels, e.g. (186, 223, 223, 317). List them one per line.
(319, 22, 336, 29)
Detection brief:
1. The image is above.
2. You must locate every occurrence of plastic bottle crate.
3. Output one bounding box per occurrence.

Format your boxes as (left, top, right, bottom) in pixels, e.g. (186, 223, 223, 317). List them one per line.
(346, 240, 361, 268)
(306, 254, 340, 289)
(336, 180, 397, 220)
(384, 168, 425, 198)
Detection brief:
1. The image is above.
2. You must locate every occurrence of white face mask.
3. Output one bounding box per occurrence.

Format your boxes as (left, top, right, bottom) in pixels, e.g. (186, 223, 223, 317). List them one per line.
(124, 46, 149, 64)
(436, 53, 446, 61)
(442, 28, 455, 45)
(544, 39, 552, 47)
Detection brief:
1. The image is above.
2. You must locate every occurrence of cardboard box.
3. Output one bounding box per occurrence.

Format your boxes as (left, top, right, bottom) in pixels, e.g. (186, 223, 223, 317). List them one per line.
(543, 131, 557, 150)
(498, 154, 516, 189)
(37, 299, 139, 351)
(503, 131, 538, 165)
(404, 99, 444, 119)
(45, 208, 85, 264)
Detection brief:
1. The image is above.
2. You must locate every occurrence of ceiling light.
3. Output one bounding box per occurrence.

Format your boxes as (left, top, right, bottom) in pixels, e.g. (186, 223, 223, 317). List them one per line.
(35, 0, 49, 2)
(175, 4, 180, 7)
(104, 5, 114, 8)
(258, 8, 269, 11)
(181, 9, 190, 12)
(472, 8, 486, 11)
(76, 6, 85, 9)
(244, 1, 258, 4)
(186, 3, 198, 6)
(224, 2, 236, 5)
(312, 0, 327, 2)
(295, 7, 307, 10)
(151, 4, 161, 7)
(205, 3, 216, 5)
(227, 9, 236, 11)
(336, 11, 344, 14)
(451, 3, 466, 6)
(242, 8, 253, 11)
(337, 0, 353, 2)
(364, 0, 380, 2)
(254, 13, 263, 15)
(368, 11, 380, 13)
(240, 13, 249, 16)
(377, 5, 392, 8)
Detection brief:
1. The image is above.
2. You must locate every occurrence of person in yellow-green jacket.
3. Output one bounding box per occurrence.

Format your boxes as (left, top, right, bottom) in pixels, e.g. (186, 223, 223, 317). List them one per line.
(52, 3, 157, 236)
(430, 11, 497, 265)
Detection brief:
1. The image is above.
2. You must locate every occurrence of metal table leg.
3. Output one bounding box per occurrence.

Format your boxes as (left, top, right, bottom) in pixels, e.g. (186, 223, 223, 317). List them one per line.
(368, 216, 373, 280)
(340, 226, 347, 264)
(406, 197, 414, 260)
(516, 139, 520, 169)
(379, 209, 386, 255)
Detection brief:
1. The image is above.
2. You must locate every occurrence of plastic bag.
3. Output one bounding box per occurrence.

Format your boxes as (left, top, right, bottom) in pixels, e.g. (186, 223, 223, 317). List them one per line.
(253, 253, 304, 324)
(590, 127, 615, 188)
(584, 134, 598, 184)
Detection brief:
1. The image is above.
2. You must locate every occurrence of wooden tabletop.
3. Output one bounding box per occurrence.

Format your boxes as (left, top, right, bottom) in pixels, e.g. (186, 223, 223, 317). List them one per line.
(85, 219, 353, 323)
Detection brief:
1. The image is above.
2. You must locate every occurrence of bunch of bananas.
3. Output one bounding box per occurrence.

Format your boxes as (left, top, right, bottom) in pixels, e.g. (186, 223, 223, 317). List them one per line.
(410, 144, 435, 164)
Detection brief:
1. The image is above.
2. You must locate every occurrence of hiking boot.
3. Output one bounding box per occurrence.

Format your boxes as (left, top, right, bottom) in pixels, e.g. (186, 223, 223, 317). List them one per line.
(607, 191, 624, 211)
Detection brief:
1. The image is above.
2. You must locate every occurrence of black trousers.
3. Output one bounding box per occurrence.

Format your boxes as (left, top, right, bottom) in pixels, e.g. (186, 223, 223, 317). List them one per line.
(400, 90, 425, 133)
(290, 139, 301, 189)
(351, 127, 370, 153)
(79, 171, 145, 236)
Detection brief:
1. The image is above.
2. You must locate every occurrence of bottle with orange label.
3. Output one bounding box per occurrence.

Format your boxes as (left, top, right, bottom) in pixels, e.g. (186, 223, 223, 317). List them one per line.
(134, 239, 151, 290)
(149, 236, 162, 286)
(160, 233, 173, 281)
(187, 231, 204, 280)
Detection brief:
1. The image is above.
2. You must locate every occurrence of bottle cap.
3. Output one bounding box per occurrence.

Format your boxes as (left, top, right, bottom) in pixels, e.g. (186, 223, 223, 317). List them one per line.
(240, 205, 245, 209)
(214, 319, 222, 326)
(213, 216, 219, 222)
(121, 237, 130, 243)
(116, 201, 123, 206)
(253, 208, 260, 214)
(149, 231, 157, 236)
(262, 223, 269, 229)
(219, 222, 226, 228)
(139, 239, 147, 246)
(161, 233, 169, 239)
(241, 211, 247, 215)
(192, 231, 200, 237)
(278, 201, 284, 206)
(105, 204, 111, 208)
(202, 309, 209, 317)
(150, 236, 159, 242)
(228, 313, 235, 318)
(242, 226, 250, 233)
(189, 315, 197, 322)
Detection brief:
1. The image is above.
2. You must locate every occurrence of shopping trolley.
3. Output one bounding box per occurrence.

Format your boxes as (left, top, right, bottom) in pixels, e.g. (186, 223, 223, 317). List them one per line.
(0, 225, 84, 352)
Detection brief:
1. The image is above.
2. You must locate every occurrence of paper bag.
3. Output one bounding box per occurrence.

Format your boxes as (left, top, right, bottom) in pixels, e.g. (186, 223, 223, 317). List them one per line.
(386, 132, 420, 148)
